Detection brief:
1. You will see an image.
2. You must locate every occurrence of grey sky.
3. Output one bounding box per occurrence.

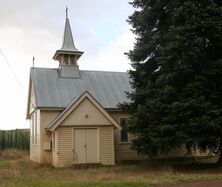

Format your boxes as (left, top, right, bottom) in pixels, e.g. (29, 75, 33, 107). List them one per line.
(0, 0, 135, 129)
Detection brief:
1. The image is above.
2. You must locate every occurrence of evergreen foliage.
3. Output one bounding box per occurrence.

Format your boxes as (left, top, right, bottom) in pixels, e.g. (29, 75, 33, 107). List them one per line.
(124, 0, 222, 162)
(0, 129, 29, 150)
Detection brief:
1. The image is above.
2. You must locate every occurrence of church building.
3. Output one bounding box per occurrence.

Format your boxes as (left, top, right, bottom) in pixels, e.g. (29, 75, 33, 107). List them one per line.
(26, 13, 142, 167)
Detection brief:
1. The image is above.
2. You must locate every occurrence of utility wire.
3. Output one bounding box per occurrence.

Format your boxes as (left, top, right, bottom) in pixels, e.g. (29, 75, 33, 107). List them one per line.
(0, 48, 26, 95)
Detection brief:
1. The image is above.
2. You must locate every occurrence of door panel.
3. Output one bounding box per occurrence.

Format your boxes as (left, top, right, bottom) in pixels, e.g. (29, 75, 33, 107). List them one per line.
(74, 128, 98, 164)
(74, 129, 86, 164)
(85, 129, 98, 163)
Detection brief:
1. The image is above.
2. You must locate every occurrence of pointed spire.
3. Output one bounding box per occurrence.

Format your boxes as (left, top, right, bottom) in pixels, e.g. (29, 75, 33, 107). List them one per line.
(60, 17, 78, 52)
(53, 8, 83, 66)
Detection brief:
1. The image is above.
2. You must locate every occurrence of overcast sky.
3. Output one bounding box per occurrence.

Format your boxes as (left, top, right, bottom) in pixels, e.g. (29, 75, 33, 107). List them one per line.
(0, 0, 135, 130)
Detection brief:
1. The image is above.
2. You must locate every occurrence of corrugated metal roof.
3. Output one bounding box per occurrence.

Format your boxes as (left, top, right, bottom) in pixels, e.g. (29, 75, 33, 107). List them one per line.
(31, 67, 131, 109)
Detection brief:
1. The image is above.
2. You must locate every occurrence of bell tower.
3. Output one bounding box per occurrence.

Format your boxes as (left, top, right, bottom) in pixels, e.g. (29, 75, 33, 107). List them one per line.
(53, 8, 83, 78)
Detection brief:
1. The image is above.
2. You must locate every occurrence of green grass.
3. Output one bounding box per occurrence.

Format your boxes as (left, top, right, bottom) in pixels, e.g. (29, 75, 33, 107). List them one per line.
(1, 180, 151, 187)
(0, 160, 11, 169)
(0, 151, 222, 187)
(1, 171, 222, 187)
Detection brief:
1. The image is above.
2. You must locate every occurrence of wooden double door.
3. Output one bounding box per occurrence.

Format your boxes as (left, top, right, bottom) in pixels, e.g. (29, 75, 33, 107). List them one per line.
(73, 128, 98, 164)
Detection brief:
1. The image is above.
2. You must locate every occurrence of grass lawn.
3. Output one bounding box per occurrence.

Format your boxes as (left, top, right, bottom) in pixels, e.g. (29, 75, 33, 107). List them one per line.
(0, 150, 222, 187)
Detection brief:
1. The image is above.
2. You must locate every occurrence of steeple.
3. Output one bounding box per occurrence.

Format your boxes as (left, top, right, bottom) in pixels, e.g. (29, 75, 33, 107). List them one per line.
(53, 8, 83, 78)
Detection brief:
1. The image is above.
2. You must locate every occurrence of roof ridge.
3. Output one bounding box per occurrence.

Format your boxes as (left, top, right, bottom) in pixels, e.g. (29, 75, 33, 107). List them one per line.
(31, 67, 58, 70)
(81, 69, 129, 74)
(31, 67, 129, 74)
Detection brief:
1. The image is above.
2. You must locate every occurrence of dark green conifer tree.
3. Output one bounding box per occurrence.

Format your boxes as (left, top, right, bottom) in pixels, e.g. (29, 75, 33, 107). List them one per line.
(124, 0, 222, 163)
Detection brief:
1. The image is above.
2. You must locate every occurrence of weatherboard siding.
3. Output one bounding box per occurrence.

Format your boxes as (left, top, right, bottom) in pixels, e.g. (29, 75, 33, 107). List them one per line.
(30, 110, 41, 163)
(31, 108, 187, 166)
(51, 131, 57, 167)
(114, 128, 143, 161)
(57, 127, 73, 167)
(109, 111, 143, 161)
(55, 126, 115, 167)
(61, 98, 111, 126)
(40, 110, 60, 164)
(35, 97, 118, 167)
(53, 97, 116, 167)
(99, 126, 115, 165)
(29, 86, 40, 163)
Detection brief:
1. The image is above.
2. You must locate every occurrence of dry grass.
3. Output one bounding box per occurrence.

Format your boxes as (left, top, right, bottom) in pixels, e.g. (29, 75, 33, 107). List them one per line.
(0, 149, 28, 160)
(0, 150, 222, 187)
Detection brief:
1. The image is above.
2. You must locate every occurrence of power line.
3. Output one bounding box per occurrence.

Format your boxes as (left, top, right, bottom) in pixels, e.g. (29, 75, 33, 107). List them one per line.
(0, 48, 26, 95)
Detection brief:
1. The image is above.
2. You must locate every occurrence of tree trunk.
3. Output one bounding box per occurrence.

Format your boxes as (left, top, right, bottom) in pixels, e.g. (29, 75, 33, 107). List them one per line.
(216, 138, 222, 166)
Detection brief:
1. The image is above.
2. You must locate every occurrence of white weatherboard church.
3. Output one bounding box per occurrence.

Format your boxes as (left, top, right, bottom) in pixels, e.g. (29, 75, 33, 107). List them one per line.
(26, 13, 143, 167)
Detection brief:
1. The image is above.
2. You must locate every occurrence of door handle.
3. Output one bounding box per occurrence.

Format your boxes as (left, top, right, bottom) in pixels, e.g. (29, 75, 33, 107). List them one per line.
(84, 144, 86, 148)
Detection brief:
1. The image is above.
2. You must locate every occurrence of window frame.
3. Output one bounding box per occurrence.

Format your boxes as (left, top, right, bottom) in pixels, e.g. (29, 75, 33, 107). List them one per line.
(52, 132, 56, 150)
(119, 118, 130, 143)
(34, 112, 37, 144)
(30, 111, 37, 145)
(31, 114, 34, 144)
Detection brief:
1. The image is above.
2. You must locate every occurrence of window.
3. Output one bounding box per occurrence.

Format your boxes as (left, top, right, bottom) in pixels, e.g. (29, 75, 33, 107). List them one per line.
(31, 112, 37, 145)
(31, 114, 34, 144)
(52, 132, 55, 150)
(120, 118, 129, 142)
(34, 113, 37, 144)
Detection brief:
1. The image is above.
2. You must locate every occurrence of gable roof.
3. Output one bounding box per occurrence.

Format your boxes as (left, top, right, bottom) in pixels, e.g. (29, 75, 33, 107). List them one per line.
(29, 67, 131, 110)
(47, 91, 121, 131)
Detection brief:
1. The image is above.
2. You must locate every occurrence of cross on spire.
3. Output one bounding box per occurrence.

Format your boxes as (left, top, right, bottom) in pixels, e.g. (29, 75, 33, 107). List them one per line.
(66, 6, 68, 19)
